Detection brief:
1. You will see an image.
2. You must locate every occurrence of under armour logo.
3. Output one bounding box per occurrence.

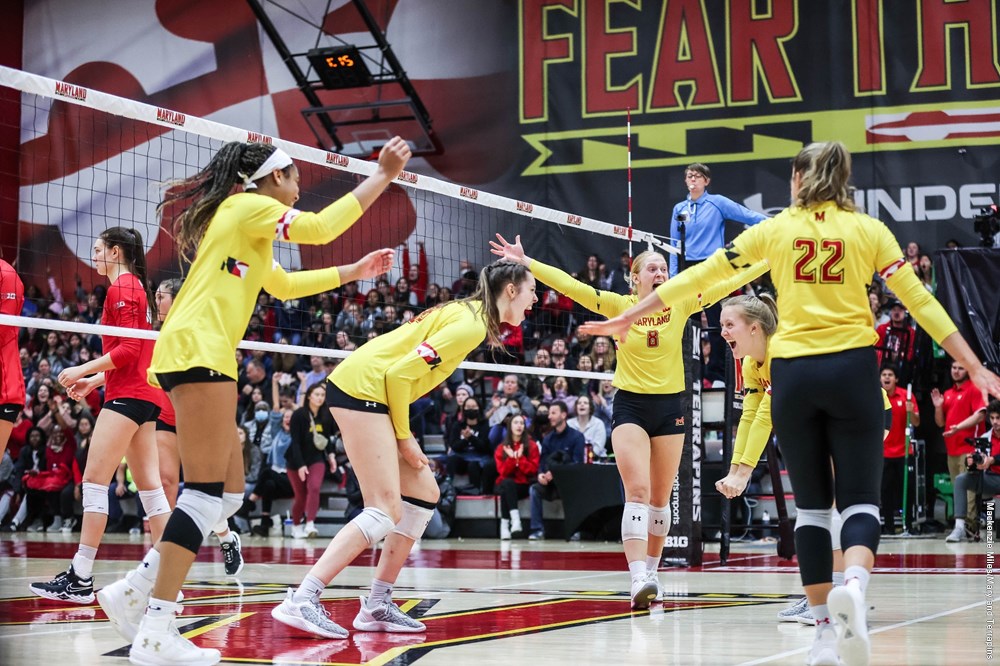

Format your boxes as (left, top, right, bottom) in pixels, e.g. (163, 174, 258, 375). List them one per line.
(142, 638, 162, 652)
(653, 519, 664, 525)
(365, 401, 377, 408)
(208, 370, 220, 377)
(632, 516, 643, 521)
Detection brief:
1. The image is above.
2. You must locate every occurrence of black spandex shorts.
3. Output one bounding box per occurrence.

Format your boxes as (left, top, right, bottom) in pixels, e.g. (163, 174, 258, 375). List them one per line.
(156, 419, 177, 433)
(103, 397, 161, 427)
(156, 367, 233, 392)
(612, 389, 685, 437)
(326, 380, 389, 414)
(0, 403, 22, 424)
(883, 407, 893, 433)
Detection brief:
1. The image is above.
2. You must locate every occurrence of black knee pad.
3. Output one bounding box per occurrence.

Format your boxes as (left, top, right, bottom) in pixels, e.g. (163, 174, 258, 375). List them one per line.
(794, 525, 834, 586)
(841, 513, 881, 555)
(161, 509, 208, 554)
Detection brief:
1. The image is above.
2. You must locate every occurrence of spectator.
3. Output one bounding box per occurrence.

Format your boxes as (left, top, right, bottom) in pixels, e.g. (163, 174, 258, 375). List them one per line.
(869, 290, 889, 328)
(568, 395, 607, 458)
(238, 358, 270, 417)
(248, 407, 294, 537)
(525, 348, 552, 403)
(486, 374, 536, 422)
(931, 360, 987, 529)
(441, 383, 474, 434)
(527, 401, 585, 539)
(232, 424, 263, 533)
(591, 378, 617, 441)
(530, 403, 553, 443)
(542, 376, 576, 414)
(591, 336, 617, 374)
(437, 285, 453, 305)
(607, 251, 632, 295)
(423, 283, 442, 308)
(538, 284, 573, 335)
(335, 301, 364, 342)
(550, 337, 575, 371)
(26, 359, 57, 397)
(400, 242, 428, 303)
(393, 277, 418, 308)
(333, 330, 356, 353)
(880, 366, 919, 534)
(284, 382, 338, 539)
(423, 458, 458, 539)
(297, 359, 328, 404)
(916, 254, 935, 292)
(441, 397, 491, 492)
(946, 400, 1000, 542)
(493, 413, 540, 539)
(876, 300, 915, 383)
(904, 241, 920, 268)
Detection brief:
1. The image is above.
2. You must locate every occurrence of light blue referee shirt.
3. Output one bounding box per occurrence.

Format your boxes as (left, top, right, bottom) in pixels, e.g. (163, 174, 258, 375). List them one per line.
(668, 191, 767, 276)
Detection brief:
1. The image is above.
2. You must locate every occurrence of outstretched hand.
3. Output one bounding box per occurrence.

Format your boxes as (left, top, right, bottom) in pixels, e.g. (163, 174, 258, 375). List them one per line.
(971, 365, 1000, 403)
(377, 136, 411, 180)
(489, 233, 529, 266)
(578, 315, 631, 342)
(349, 248, 395, 282)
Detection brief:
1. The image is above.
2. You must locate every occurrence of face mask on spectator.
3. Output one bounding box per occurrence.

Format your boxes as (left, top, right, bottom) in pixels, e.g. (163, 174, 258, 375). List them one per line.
(255, 410, 269, 422)
(464, 409, 480, 420)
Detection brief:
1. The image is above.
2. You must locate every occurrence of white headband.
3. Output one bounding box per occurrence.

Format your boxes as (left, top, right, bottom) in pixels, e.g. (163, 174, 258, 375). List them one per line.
(239, 148, 293, 190)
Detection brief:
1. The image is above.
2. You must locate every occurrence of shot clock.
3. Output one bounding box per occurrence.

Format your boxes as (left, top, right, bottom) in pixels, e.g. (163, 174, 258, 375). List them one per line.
(307, 46, 373, 90)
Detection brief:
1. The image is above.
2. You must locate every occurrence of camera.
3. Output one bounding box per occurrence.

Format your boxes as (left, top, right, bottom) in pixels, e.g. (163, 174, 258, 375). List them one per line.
(965, 436, 993, 472)
(973, 204, 1000, 248)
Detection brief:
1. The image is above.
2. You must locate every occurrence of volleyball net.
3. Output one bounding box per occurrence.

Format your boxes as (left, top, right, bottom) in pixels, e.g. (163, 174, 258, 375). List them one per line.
(0, 65, 687, 400)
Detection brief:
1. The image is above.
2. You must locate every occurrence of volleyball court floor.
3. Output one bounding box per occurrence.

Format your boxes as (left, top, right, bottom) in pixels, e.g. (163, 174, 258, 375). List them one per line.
(0, 531, 986, 665)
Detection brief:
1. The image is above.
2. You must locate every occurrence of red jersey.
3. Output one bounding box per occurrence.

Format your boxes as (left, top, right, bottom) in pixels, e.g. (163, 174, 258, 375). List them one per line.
(986, 431, 1000, 475)
(494, 438, 540, 486)
(941, 381, 986, 456)
(883, 387, 918, 459)
(876, 321, 915, 366)
(102, 273, 158, 403)
(0, 259, 25, 406)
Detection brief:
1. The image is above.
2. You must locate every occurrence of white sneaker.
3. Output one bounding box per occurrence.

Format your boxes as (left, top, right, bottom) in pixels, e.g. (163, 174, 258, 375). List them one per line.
(353, 595, 426, 633)
(646, 571, 663, 601)
(806, 627, 841, 666)
(129, 610, 220, 665)
(305, 521, 318, 538)
(944, 524, 968, 542)
(828, 583, 869, 666)
(795, 606, 816, 626)
(271, 588, 348, 639)
(630, 576, 658, 610)
(98, 577, 147, 642)
(510, 512, 523, 535)
(46, 516, 63, 532)
(499, 519, 511, 540)
(290, 524, 306, 539)
(778, 596, 810, 623)
(60, 517, 78, 533)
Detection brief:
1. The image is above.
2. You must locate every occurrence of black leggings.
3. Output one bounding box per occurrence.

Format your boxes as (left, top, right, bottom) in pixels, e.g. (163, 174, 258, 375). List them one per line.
(771, 347, 884, 512)
(254, 468, 294, 514)
(495, 478, 530, 517)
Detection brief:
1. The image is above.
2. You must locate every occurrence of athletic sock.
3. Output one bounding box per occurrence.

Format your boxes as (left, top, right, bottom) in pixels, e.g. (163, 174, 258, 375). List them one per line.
(645, 555, 660, 573)
(293, 574, 326, 603)
(843, 565, 870, 593)
(129, 548, 161, 594)
(810, 603, 832, 631)
(146, 597, 175, 618)
(216, 529, 236, 544)
(368, 578, 394, 606)
(628, 560, 647, 580)
(72, 545, 98, 579)
(831, 571, 845, 587)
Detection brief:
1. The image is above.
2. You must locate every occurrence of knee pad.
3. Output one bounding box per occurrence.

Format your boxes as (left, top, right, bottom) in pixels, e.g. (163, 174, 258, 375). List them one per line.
(829, 508, 842, 551)
(839, 503, 881, 554)
(795, 507, 833, 533)
(648, 504, 670, 538)
(621, 502, 648, 541)
(163, 488, 223, 554)
(82, 482, 109, 515)
(393, 499, 435, 541)
(138, 487, 171, 518)
(212, 491, 246, 533)
(352, 507, 395, 546)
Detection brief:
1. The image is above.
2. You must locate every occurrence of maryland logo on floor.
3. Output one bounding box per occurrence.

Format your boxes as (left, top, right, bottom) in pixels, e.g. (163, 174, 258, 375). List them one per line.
(1, 582, 784, 665)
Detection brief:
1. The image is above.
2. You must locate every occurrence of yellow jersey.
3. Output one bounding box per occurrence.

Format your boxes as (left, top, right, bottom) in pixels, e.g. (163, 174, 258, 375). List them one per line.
(656, 203, 957, 358)
(150, 191, 361, 384)
(330, 300, 489, 439)
(732, 349, 772, 468)
(529, 259, 766, 394)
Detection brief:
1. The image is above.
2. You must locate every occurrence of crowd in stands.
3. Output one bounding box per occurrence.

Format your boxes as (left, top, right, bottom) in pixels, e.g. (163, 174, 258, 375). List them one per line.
(2, 238, 989, 540)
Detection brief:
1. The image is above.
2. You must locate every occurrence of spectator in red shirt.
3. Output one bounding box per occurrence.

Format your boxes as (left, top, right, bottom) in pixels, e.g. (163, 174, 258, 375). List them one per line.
(946, 400, 1000, 542)
(931, 360, 987, 526)
(401, 242, 428, 304)
(879, 366, 919, 534)
(493, 413, 539, 540)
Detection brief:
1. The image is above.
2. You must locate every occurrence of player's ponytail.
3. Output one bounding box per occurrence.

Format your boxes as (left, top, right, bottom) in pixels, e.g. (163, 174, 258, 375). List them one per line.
(159, 142, 282, 265)
(466, 260, 533, 347)
(791, 141, 857, 212)
(100, 226, 154, 316)
(722, 292, 778, 337)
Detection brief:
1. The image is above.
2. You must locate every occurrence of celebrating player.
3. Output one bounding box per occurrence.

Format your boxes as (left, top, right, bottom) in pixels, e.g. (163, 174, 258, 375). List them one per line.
(98, 137, 410, 666)
(490, 233, 763, 610)
(271, 259, 536, 638)
(0, 258, 25, 461)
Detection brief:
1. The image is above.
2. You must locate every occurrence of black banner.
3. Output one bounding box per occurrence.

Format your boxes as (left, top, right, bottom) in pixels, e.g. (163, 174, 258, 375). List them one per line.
(935, 248, 1000, 372)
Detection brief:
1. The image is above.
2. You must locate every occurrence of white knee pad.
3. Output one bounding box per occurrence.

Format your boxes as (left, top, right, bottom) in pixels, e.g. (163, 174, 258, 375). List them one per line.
(352, 507, 396, 546)
(392, 501, 434, 541)
(175, 489, 223, 538)
(829, 508, 842, 551)
(138, 487, 171, 518)
(621, 502, 649, 541)
(839, 503, 880, 523)
(82, 482, 109, 515)
(795, 507, 833, 532)
(648, 504, 670, 538)
(212, 492, 245, 533)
